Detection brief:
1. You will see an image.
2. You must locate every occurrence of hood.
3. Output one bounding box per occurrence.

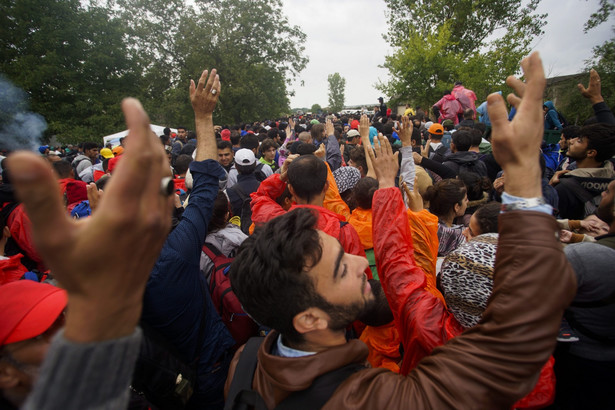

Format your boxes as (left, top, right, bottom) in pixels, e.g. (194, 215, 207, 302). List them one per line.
(205, 223, 247, 255)
(446, 151, 480, 164)
(543, 101, 555, 111)
(444, 94, 457, 101)
(566, 160, 615, 179)
(290, 204, 346, 238)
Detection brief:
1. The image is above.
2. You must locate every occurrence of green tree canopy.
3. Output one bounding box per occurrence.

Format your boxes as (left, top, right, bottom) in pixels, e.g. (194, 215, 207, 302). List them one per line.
(380, 0, 545, 112)
(311, 103, 322, 113)
(327, 73, 346, 113)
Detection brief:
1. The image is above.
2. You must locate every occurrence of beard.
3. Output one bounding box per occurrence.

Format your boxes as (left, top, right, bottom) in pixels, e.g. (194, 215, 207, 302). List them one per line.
(597, 202, 614, 226)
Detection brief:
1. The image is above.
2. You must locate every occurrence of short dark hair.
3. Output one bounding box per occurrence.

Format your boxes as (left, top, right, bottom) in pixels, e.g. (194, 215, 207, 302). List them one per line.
(174, 154, 192, 175)
(469, 129, 482, 147)
(236, 162, 256, 175)
(349, 146, 368, 174)
(217, 140, 232, 151)
(354, 177, 379, 209)
(209, 191, 231, 233)
(177, 126, 187, 132)
(310, 123, 325, 141)
(581, 123, 615, 162)
(230, 131, 241, 145)
(83, 142, 98, 151)
(562, 125, 581, 140)
(287, 155, 327, 203)
(463, 108, 474, 120)
(240, 134, 259, 150)
(52, 160, 73, 179)
(458, 172, 490, 201)
(473, 202, 500, 235)
(452, 130, 473, 151)
(230, 208, 325, 345)
(260, 138, 278, 153)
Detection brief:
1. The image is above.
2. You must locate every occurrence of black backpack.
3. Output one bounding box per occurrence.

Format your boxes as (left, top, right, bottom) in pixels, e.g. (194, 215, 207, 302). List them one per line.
(131, 280, 209, 410)
(224, 337, 366, 410)
(254, 163, 267, 182)
(228, 184, 253, 235)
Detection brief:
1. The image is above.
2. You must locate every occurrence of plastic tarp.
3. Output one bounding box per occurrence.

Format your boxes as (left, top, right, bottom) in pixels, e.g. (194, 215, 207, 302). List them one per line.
(102, 125, 176, 147)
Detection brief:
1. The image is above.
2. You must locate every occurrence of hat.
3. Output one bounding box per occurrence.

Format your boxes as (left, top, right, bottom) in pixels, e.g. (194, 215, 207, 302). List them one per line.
(442, 119, 454, 128)
(100, 147, 114, 159)
(346, 129, 360, 140)
(235, 149, 256, 166)
(112, 146, 124, 156)
(38, 145, 49, 154)
(220, 129, 231, 142)
(378, 97, 384, 102)
(0, 281, 67, 346)
(439, 233, 498, 329)
(428, 123, 444, 136)
(333, 166, 361, 194)
(310, 119, 320, 125)
(350, 120, 359, 130)
(65, 179, 88, 205)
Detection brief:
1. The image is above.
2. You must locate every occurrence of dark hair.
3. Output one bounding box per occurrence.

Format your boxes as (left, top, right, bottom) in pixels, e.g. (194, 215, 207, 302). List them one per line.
(230, 208, 325, 345)
(452, 130, 473, 151)
(580, 123, 615, 162)
(187, 131, 197, 140)
(267, 128, 279, 140)
(209, 191, 231, 233)
(260, 138, 278, 153)
(349, 146, 367, 174)
(179, 144, 195, 156)
(174, 154, 192, 175)
(230, 131, 241, 145)
(240, 134, 259, 150)
(287, 155, 327, 203)
(463, 109, 474, 120)
(52, 160, 73, 179)
(236, 162, 256, 175)
(474, 122, 486, 136)
(160, 135, 170, 145)
(411, 127, 422, 146)
(472, 202, 500, 235)
(310, 123, 325, 141)
(562, 125, 581, 140)
(470, 129, 482, 147)
(83, 142, 98, 151)
(217, 140, 232, 151)
(458, 172, 490, 201)
(353, 177, 379, 209)
(423, 179, 467, 217)
(163, 127, 171, 137)
(177, 126, 187, 132)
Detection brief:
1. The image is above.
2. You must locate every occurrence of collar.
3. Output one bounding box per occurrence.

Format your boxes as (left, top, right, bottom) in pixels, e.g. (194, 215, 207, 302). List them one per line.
(275, 334, 316, 358)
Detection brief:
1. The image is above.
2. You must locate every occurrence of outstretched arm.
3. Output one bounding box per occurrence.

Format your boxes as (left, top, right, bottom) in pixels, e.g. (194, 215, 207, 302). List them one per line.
(578, 69, 615, 124)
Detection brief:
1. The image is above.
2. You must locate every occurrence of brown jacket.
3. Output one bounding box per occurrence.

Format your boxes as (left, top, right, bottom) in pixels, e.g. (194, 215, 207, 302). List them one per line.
(225, 188, 577, 409)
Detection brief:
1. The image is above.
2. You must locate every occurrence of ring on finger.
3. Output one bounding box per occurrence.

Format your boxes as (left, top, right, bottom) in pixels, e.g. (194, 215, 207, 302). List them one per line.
(211, 89, 217, 95)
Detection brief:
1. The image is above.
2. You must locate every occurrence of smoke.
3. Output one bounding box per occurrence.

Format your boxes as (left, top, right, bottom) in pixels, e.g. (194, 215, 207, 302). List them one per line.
(0, 75, 47, 152)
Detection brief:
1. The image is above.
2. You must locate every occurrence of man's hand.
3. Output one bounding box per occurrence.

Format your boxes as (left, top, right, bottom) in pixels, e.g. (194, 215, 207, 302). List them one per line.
(488, 52, 546, 198)
(421, 139, 430, 158)
(549, 169, 570, 186)
(325, 118, 334, 137)
(8, 98, 174, 343)
(314, 143, 326, 159)
(401, 179, 423, 212)
(280, 153, 299, 182)
(190, 69, 220, 118)
(493, 175, 505, 194)
(398, 115, 413, 147)
(86, 182, 102, 212)
(559, 229, 574, 243)
(577, 69, 604, 105)
(412, 151, 423, 165)
(359, 114, 371, 146)
(581, 215, 609, 236)
(368, 134, 399, 189)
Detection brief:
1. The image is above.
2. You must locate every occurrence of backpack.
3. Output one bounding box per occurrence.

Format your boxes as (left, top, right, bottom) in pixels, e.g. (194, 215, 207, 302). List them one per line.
(228, 184, 253, 235)
(558, 175, 611, 218)
(255, 162, 267, 182)
(224, 337, 366, 410)
(70, 200, 91, 219)
(557, 111, 570, 128)
(202, 243, 259, 349)
(131, 280, 210, 410)
(71, 157, 89, 181)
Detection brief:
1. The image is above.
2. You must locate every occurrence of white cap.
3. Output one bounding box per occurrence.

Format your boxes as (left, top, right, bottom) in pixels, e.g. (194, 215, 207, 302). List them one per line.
(235, 149, 256, 166)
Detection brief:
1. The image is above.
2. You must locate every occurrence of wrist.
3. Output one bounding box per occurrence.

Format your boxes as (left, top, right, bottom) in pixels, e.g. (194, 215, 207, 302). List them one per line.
(591, 97, 605, 105)
(195, 113, 214, 122)
(377, 179, 396, 189)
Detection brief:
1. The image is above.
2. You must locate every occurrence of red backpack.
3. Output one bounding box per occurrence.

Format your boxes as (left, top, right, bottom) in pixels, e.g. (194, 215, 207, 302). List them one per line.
(202, 243, 259, 350)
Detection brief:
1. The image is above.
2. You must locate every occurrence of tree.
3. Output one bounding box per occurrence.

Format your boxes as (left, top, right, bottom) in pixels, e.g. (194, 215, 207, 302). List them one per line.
(311, 104, 322, 113)
(380, 0, 545, 111)
(0, 0, 141, 144)
(327, 73, 346, 113)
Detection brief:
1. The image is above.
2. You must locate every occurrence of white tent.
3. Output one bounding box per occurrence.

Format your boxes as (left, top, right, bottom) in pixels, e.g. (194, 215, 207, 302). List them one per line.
(102, 125, 177, 147)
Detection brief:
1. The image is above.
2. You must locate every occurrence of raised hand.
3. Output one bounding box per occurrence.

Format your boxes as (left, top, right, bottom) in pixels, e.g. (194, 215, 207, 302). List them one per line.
(577, 69, 604, 105)
(487, 52, 546, 198)
(368, 134, 399, 189)
(398, 115, 413, 147)
(190, 69, 220, 118)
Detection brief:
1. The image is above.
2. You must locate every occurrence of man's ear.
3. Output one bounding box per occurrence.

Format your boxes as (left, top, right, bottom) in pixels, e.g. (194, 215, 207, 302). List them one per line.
(0, 362, 20, 389)
(450, 142, 456, 153)
(586, 148, 598, 160)
(293, 307, 329, 335)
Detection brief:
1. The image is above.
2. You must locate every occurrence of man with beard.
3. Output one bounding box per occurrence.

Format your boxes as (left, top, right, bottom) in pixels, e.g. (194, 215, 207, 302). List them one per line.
(550, 123, 615, 219)
(553, 179, 615, 409)
(224, 53, 576, 409)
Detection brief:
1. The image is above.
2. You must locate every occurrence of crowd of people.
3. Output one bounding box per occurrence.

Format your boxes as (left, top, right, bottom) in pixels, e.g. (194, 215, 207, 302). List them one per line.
(0, 53, 614, 410)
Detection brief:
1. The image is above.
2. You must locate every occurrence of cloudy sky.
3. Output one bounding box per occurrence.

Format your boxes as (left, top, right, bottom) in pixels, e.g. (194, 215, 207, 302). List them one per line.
(281, 0, 613, 109)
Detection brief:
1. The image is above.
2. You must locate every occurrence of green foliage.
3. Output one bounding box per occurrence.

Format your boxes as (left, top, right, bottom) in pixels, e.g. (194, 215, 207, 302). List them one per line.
(584, 0, 615, 32)
(380, 0, 545, 114)
(587, 32, 615, 114)
(327, 73, 346, 113)
(0, 0, 140, 144)
(311, 104, 323, 113)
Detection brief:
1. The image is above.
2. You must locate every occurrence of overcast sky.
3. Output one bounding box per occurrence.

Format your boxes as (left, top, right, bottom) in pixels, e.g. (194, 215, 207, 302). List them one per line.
(281, 0, 613, 109)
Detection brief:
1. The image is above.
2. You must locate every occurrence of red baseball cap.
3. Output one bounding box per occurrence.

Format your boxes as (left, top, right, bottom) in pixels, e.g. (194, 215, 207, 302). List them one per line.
(350, 120, 359, 130)
(221, 129, 231, 142)
(0, 281, 67, 346)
